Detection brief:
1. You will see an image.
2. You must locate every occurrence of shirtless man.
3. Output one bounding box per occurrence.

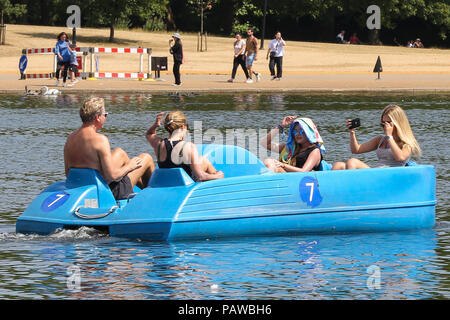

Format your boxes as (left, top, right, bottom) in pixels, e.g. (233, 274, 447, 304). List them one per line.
(64, 97, 155, 200)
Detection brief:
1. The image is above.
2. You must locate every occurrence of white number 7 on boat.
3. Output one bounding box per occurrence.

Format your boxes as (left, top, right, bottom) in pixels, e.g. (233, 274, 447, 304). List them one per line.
(40, 192, 70, 212)
(305, 182, 315, 202)
(47, 194, 66, 207)
(299, 177, 323, 208)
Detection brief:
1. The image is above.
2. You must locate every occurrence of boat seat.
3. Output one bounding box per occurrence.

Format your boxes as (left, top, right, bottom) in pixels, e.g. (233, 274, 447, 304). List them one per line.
(199, 144, 269, 178)
(149, 168, 195, 188)
(66, 168, 117, 207)
(318, 160, 332, 171)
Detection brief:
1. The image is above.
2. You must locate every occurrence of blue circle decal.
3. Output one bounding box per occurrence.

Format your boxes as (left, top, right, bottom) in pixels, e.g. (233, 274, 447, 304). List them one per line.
(299, 176, 323, 208)
(41, 192, 70, 212)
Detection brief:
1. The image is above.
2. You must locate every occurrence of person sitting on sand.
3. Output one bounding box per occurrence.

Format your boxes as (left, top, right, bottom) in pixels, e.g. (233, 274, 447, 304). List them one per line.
(414, 38, 424, 48)
(331, 104, 421, 170)
(146, 111, 224, 182)
(336, 30, 348, 44)
(64, 97, 155, 199)
(349, 33, 361, 45)
(261, 116, 326, 172)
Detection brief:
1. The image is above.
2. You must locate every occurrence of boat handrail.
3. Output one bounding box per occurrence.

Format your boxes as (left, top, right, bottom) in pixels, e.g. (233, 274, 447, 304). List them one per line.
(73, 205, 118, 219)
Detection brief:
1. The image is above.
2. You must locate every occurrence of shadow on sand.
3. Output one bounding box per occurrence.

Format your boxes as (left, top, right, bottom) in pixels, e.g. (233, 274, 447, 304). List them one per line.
(17, 32, 140, 46)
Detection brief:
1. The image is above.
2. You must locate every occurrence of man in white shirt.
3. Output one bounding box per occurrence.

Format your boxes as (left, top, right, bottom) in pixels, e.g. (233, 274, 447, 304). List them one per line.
(266, 31, 286, 80)
(336, 30, 348, 44)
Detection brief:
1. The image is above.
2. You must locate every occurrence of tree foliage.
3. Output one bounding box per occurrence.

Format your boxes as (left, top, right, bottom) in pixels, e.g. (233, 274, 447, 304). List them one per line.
(0, 0, 26, 25)
(5, 0, 449, 46)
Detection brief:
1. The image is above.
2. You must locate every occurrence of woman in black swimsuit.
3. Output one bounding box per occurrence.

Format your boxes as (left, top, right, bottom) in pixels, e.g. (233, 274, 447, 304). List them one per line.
(146, 111, 224, 182)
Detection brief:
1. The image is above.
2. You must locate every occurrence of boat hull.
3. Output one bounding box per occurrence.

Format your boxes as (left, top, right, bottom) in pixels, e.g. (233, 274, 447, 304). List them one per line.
(16, 145, 436, 240)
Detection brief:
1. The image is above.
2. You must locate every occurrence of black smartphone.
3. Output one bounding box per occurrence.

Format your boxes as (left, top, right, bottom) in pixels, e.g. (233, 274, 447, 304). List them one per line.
(348, 118, 361, 129)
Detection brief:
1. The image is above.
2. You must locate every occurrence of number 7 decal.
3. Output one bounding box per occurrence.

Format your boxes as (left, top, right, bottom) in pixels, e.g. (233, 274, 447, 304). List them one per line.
(47, 194, 66, 208)
(305, 182, 315, 202)
(299, 177, 323, 208)
(41, 192, 70, 212)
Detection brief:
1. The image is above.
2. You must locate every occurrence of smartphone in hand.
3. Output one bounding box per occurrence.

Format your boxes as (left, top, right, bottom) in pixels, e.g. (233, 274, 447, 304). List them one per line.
(348, 118, 361, 129)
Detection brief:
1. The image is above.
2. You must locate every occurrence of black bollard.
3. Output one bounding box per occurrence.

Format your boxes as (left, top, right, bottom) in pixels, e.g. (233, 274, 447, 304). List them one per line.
(373, 56, 383, 80)
(72, 27, 77, 46)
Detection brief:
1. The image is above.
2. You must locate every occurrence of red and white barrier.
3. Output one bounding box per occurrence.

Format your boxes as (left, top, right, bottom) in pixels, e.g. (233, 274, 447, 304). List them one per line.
(25, 48, 54, 54)
(24, 47, 90, 54)
(89, 47, 152, 78)
(25, 73, 54, 79)
(21, 46, 155, 81)
(91, 72, 149, 79)
(93, 47, 150, 54)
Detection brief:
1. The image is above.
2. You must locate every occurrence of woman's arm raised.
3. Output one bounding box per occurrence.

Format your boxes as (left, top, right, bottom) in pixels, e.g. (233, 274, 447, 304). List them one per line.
(146, 112, 165, 150)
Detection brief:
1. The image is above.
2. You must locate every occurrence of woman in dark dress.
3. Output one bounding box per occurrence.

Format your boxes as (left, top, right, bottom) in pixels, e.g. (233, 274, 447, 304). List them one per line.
(169, 33, 183, 86)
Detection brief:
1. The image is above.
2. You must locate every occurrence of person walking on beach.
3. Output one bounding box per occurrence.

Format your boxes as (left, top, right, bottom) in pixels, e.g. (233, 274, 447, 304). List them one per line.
(266, 31, 286, 81)
(55, 32, 72, 87)
(169, 33, 183, 86)
(64, 97, 155, 200)
(245, 29, 261, 83)
(227, 32, 250, 83)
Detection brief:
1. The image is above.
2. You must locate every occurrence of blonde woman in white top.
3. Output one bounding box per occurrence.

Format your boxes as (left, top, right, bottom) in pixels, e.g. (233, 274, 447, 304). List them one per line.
(227, 33, 251, 83)
(332, 104, 421, 170)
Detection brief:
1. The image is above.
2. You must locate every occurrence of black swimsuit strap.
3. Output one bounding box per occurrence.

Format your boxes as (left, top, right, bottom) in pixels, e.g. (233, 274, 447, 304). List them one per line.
(158, 138, 181, 164)
(157, 139, 162, 162)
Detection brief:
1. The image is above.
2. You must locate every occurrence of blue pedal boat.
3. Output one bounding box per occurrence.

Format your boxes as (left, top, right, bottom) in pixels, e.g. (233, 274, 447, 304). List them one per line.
(16, 144, 436, 240)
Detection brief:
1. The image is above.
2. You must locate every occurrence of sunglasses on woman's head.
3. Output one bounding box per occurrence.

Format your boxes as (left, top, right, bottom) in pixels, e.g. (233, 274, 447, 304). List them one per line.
(380, 120, 392, 127)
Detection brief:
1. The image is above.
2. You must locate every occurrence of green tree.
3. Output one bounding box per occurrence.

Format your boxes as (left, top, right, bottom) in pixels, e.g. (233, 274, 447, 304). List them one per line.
(86, 0, 168, 42)
(187, 0, 217, 34)
(0, 0, 26, 44)
(0, 0, 26, 25)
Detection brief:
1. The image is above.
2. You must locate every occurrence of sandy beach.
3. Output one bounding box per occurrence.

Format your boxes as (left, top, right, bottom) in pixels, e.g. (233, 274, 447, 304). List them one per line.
(1, 24, 449, 94)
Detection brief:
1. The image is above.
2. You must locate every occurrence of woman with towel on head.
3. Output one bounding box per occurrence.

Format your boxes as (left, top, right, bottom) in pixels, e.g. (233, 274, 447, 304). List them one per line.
(261, 116, 326, 172)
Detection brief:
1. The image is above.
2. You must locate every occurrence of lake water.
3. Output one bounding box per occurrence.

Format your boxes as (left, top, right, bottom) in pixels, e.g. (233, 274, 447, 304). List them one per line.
(0, 93, 449, 299)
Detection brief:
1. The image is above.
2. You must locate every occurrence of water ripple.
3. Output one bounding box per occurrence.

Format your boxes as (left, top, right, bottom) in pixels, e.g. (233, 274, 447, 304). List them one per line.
(0, 93, 449, 299)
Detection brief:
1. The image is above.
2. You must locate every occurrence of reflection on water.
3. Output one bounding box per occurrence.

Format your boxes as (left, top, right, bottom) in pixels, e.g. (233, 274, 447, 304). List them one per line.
(0, 225, 447, 299)
(0, 93, 449, 299)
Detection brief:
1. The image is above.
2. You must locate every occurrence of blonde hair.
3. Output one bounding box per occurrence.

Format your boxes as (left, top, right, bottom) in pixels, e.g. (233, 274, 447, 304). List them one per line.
(80, 97, 105, 123)
(382, 104, 421, 158)
(164, 110, 188, 134)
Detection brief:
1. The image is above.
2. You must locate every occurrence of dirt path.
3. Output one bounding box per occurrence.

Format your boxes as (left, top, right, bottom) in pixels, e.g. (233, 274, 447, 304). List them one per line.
(1, 24, 449, 94)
